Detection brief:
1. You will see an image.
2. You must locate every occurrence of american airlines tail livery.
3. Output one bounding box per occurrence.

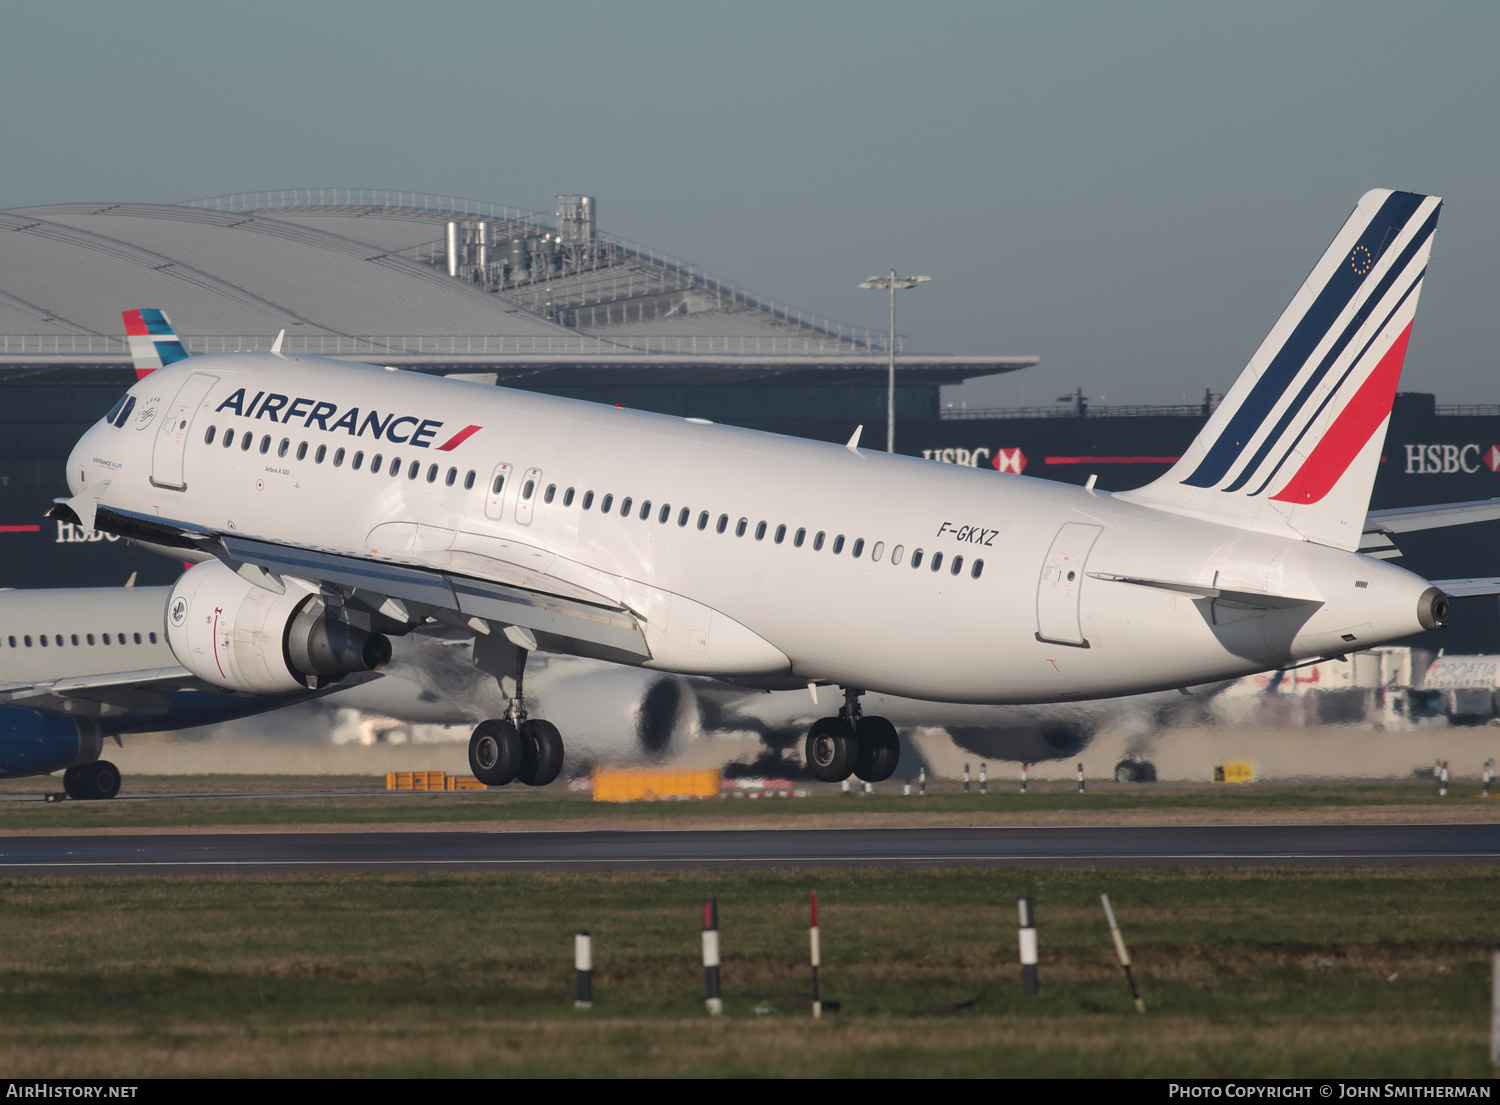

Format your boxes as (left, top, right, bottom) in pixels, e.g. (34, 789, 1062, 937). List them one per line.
(55, 190, 1464, 787)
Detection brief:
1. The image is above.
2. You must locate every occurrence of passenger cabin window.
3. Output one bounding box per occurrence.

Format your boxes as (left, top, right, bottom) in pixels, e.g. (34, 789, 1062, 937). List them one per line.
(891, 544, 904, 565)
(445, 467, 456, 487)
(735, 518, 748, 537)
(852, 539, 864, 558)
(951, 555, 964, 576)
(352, 451, 364, 470)
(428, 465, 439, 484)
(259, 435, 271, 454)
(639, 500, 651, 521)
(204, 426, 216, 445)
(223, 430, 235, 449)
(563, 488, 575, 506)
(407, 460, 419, 479)
(832, 535, 845, 554)
(971, 559, 984, 579)
(583, 491, 594, 510)
(601, 494, 614, 513)
(241, 434, 253, 452)
(931, 552, 944, 572)
(697, 511, 709, 531)
(492, 473, 506, 496)
(370, 453, 383, 472)
(464, 470, 476, 490)
(755, 521, 767, 541)
(86, 634, 94, 645)
(544, 485, 556, 504)
(871, 541, 883, 561)
(911, 549, 923, 568)
(277, 439, 289, 458)
(716, 515, 728, 534)
(334, 448, 346, 467)
(794, 528, 806, 547)
(813, 531, 825, 551)
(71, 634, 78, 646)
(775, 524, 786, 544)
(297, 442, 308, 461)
(524, 480, 536, 500)
(316, 445, 327, 464)
(619, 496, 631, 516)
(678, 507, 689, 527)
(659, 504, 671, 524)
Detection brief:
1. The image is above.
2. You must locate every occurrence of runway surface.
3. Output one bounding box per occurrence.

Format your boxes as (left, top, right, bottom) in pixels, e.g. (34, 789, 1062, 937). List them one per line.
(1, 823, 1497, 874)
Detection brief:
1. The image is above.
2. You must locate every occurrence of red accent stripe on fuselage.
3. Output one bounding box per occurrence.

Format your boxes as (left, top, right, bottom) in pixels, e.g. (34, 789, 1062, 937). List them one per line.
(435, 424, 482, 451)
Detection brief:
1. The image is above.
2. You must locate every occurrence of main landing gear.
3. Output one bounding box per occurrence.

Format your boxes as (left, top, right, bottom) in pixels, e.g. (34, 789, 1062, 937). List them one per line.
(467, 633, 565, 788)
(804, 688, 900, 784)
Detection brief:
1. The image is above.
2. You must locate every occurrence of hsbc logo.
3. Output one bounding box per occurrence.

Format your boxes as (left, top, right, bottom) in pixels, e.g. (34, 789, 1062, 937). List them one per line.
(919, 446, 1027, 474)
(1403, 444, 1500, 474)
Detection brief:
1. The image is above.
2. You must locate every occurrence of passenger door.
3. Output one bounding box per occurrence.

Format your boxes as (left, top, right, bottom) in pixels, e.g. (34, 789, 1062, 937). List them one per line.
(1035, 523, 1102, 647)
(149, 372, 219, 491)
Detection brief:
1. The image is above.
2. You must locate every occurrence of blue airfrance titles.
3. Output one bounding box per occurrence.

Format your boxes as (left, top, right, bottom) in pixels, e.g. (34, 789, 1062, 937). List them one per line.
(214, 387, 446, 448)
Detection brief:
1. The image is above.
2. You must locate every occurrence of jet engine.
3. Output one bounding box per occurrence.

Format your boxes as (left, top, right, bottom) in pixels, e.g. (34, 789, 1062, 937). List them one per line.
(0, 708, 103, 779)
(165, 560, 391, 694)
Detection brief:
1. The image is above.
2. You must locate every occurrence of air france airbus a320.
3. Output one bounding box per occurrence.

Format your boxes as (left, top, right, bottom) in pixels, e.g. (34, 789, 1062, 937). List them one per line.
(54, 189, 1485, 787)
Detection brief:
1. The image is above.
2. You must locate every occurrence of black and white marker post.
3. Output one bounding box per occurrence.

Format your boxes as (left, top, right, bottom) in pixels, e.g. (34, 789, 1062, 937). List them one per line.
(1484, 758, 1494, 800)
(964, 763, 971, 793)
(574, 931, 593, 1010)
(980, 763, 988, 795)
(1018, 895, 1039, 995)
(919, 767, 927, 796)
(1440, 760, 1450, 798)
(1100, 894, 1145, 1014)
(702, 898, 723, 1016)
(1077, 763, 1086, 794)
(809, 891, 822, 1019)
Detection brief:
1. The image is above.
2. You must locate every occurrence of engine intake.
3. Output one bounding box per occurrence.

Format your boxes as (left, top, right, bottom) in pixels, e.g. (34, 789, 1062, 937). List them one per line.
(1417, 586, 1450, 631)
(166, 560, 390, 694)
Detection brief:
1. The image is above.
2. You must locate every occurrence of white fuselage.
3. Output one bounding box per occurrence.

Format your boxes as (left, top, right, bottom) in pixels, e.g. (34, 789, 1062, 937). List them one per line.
(67, 354, 1437, 704)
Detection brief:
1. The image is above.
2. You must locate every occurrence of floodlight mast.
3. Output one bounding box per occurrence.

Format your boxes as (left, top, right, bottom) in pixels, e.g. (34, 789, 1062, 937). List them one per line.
(859, 271, 932, 452)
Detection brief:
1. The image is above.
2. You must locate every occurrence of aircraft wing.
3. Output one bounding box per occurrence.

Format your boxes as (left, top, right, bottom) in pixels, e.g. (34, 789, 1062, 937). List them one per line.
(61, 501, 650, 661)
(0, 665, 202, 716)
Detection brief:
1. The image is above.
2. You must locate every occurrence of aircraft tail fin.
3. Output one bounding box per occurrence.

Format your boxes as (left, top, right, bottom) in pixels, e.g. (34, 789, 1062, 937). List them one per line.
(122, 309, 190, 379)
(1117, 189, 1441, 551)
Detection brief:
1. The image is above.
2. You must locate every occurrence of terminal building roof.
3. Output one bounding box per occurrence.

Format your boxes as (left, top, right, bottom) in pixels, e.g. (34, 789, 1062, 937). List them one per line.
(0, 190, 1036, 387)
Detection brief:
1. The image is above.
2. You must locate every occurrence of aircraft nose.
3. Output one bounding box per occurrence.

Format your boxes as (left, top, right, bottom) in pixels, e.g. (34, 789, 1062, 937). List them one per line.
(65, 424, 100, 496)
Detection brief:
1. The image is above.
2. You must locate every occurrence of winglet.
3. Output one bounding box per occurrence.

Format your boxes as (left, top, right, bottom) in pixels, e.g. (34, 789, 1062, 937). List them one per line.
(846, 425, 863, 451)
(270, 329, 286, 356)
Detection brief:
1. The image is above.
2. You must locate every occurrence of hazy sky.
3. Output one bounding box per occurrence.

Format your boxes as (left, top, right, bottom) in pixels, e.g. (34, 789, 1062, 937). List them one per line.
(3, 1, 1497, 406)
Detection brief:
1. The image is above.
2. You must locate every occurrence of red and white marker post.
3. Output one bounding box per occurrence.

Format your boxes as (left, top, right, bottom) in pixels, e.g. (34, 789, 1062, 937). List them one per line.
(703, 897, 723, 1015)
(1020, 762, 1029, 794)
(1077, 763, 1086, 793)
(809, 890, 823, 1019)
(1018, 895, 1039, 995)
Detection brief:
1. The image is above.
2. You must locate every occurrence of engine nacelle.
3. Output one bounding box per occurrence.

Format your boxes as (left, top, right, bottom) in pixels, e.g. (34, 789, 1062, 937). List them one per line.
(0, 708, 102, 779)
(166, 561, 392, 694)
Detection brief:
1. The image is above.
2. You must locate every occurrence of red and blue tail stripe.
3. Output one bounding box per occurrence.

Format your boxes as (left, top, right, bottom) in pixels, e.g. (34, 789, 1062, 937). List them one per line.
(122, 308, 190, 378)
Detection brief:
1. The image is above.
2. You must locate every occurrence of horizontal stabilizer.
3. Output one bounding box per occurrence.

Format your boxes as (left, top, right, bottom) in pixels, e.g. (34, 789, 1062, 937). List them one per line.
(1364, 497, 1500, 534)
(1432, 578, 1500, 598)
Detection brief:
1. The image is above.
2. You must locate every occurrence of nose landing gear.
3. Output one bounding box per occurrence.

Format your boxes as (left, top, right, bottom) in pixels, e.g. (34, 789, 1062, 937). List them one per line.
(467, 632, 565, 788)
(804, 688, 900, 784)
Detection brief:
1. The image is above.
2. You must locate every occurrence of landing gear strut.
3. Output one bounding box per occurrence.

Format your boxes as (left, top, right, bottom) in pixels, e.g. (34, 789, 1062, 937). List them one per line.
(804, 688, 900, 784)
(467, 632, 565, 788)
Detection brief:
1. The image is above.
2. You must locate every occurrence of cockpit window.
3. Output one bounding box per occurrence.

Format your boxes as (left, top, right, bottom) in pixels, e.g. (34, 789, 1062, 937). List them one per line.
(107, 395, 137, 428)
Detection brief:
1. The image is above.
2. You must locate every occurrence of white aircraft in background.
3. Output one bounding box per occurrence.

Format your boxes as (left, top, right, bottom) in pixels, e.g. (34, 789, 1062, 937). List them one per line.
(56, 189, 1500, 790)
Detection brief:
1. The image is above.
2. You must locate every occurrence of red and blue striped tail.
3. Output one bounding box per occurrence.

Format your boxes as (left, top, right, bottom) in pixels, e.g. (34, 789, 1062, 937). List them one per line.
(122, 308, 190, 379)
(1118, 189, 1441, 551)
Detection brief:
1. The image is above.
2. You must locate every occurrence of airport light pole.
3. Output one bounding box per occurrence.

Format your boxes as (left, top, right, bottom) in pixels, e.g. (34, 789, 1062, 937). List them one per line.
(860, 271, 932, 452)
